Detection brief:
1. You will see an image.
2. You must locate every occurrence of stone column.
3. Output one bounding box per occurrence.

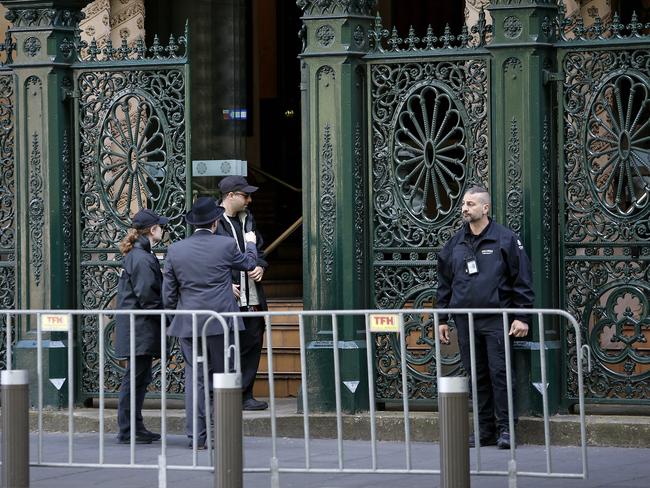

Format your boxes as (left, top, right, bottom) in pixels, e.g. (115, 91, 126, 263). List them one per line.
(1, 0, 91, 406)
(564, 0, 612, 34)
(465, 0, 492, 29)
(297, 0, 375, 412)
(108, 0, 144, 46)
(487, 0, 560, 414)
(79, 0, 110, 46)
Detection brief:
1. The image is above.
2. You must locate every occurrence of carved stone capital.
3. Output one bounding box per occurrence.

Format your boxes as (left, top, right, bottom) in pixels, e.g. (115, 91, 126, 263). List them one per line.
(296, 0, 377, 17)
(490, 0, 555, 5)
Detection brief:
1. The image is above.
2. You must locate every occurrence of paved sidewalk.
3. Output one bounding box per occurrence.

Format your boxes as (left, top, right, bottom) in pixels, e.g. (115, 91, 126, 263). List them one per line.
(22, 433, 650, 488)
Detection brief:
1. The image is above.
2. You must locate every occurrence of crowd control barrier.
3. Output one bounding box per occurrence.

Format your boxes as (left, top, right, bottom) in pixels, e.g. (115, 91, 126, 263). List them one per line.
(0, 307, 589, 488)
(0, 309, 238, 487)
(223, 307, 589, 488)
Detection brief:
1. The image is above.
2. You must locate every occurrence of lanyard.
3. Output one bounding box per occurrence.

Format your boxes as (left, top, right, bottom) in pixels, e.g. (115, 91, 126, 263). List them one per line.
(223, 215, 248, 307)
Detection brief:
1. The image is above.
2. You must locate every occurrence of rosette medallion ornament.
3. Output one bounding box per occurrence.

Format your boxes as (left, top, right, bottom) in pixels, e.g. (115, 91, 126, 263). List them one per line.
(587, 74, 650, 217)
(393, 85, 466, 223)
(99, 94, 167, 220)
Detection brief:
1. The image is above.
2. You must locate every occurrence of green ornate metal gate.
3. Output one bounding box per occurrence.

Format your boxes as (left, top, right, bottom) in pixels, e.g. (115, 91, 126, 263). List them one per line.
(367, 18, 492, 400)
(553, 9, 650, 404)
(365, 4, 650, 406)
(298, 0, 650, 410)
(0, 1, 193, 403)
(73, 31, 191, 400)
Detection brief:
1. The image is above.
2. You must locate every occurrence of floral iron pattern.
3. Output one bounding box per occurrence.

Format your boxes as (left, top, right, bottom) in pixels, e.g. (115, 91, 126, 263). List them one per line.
(371, 59, 488, 400)
(562, 48, 650, 402)
(586, 74, 650, 217)
(78, 67, 188, 398)
(393, 85, 466, 224)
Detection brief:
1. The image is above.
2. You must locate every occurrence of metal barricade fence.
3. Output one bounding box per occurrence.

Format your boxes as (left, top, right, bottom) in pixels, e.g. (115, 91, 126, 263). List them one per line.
(0, 307, 589, 487)
(1, 309, 238, 484)
(219, 307, 589, 488)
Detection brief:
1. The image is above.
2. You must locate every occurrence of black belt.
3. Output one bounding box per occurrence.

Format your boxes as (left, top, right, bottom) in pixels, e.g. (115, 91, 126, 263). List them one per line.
(240, 305, 261, 312)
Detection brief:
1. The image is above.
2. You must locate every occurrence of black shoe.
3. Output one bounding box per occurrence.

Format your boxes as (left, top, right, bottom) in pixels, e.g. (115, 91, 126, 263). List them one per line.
(468, 432, 497, 448)
(117, 434, 152, 445)
(137, 429, 161, 441)
(243, 398, 268, 411)
(497, 430, 512, 449)
(188, 440, 207, 450)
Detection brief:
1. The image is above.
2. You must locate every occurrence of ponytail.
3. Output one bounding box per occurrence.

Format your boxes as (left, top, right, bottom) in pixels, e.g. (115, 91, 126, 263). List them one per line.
(119, 228, 150, 255)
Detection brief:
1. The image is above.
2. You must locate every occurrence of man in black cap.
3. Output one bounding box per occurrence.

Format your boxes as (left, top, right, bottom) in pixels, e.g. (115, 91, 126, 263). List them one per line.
(162, 197, 258, 449)
(216, 175, 269, 411)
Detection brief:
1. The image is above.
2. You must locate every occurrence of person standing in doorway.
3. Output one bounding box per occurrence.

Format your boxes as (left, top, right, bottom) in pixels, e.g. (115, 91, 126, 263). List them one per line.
(163, 197, 258, 449)
(217, 175, 269, 411)
(436, 186, 534, 449)
(115, 209, 169, 445)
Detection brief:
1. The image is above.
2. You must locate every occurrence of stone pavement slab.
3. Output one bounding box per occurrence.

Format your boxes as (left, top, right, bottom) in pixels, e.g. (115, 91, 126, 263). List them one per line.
(19, 433, 650, 488)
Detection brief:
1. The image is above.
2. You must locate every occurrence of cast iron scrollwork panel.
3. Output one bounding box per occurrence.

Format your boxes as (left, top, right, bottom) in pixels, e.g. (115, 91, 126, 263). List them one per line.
(0, 72, 15, 368)
(393, 85, 467, 224)
(586, 73, 650, 218)
(371, 59, 489, 400)
(562, 48, 650, 402)
(564, 258, 650, 400)
(77, 68, 188, 397)
(99, 93, 168, 222)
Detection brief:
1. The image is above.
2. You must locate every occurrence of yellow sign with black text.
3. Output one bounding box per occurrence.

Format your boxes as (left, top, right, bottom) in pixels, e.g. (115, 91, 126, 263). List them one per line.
(368, 314, 401, 333)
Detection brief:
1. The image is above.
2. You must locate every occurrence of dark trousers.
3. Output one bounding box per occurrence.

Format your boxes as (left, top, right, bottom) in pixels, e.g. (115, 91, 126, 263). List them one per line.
(455, 316, 517, 436)
(239, 314, 265, 400)
(179, 335, 227, 442)
(117, 355, 153, 437)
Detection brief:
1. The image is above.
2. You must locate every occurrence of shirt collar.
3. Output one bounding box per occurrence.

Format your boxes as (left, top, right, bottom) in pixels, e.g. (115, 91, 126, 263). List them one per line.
(464, 218, 492, 240)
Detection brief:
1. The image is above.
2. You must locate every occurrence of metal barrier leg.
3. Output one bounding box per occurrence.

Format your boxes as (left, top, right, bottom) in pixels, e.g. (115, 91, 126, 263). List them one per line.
(2, 370, 30, 488)
(213, 372, 242, 488)
(158, 454, 167, 488)
(438, 376, 470, 488)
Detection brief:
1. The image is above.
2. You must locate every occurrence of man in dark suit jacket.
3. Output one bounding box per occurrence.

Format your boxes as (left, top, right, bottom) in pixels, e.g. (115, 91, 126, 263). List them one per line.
(217, 175, 269, 411)
(162, 197, 258, 448)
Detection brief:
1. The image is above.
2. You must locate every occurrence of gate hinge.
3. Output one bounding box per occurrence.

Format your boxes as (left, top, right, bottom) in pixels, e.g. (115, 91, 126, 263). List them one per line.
(543, 70, 563, 85)
(61, 87, 79, 101)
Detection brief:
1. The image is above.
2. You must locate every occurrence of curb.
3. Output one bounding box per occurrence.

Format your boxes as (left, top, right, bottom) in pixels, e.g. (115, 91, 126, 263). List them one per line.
(14, 409, 650, 448)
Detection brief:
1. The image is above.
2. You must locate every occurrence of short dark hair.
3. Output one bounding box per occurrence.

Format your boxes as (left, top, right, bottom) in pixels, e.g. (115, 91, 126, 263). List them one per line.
(464, 185, 490, 205)
(465, 185, 489, 196)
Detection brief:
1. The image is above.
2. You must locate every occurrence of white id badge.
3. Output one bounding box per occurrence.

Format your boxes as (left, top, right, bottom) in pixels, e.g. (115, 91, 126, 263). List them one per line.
(466, 258, 478, 275)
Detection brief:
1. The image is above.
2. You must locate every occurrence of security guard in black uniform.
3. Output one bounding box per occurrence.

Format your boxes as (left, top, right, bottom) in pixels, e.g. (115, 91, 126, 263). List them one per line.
(436, 186, 534, 449)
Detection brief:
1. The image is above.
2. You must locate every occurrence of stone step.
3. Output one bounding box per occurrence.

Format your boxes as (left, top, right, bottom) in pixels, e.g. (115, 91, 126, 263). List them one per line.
(264, 280, 302, 299)
(254, 299, 302, 398)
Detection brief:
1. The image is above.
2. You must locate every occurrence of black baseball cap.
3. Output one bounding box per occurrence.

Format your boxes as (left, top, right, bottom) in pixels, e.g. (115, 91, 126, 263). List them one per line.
(218, 175, 259, 194)
(131, 209, 169, 229)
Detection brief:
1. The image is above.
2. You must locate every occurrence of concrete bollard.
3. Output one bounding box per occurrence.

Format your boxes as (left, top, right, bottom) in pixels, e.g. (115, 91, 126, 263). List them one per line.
(2, 370, 30, 488)
(213, 372, 242, 488)
(438, 376, 470, 488)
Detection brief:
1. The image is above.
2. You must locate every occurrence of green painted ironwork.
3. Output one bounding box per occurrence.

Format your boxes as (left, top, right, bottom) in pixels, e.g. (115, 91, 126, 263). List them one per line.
(299, 0, 650, 410)
(551, 5, 650, 404)
(367, 28, 491, 400)
(72, 27, 192, 400)
(0, 67, 16, 370)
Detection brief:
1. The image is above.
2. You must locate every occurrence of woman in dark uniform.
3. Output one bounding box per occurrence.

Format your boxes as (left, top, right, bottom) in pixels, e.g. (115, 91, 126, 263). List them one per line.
(115, 209, 168, 444)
